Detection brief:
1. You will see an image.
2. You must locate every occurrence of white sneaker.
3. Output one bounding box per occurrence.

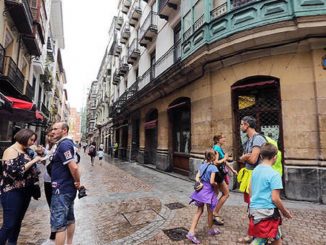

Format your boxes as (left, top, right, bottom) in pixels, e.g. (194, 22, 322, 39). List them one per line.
(42, 239, 55, 245)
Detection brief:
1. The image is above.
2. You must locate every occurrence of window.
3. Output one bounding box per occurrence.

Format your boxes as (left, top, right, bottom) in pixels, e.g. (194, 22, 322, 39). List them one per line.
(183, 11, 192, 33)
(194, 0, 203, 21)
(182, 0, 192, 15)
(174, 23, 181, 61)
(213, 0, 226, 8)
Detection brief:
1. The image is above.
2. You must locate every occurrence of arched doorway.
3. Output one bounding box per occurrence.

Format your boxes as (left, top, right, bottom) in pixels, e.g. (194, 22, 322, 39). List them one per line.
(144, 109, 158, 165)
(168, 97, 191, 176)
(232, 76, 284, 171)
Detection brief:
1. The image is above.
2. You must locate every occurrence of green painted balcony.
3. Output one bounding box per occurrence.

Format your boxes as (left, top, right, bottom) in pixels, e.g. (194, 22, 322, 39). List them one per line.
(181, 0, 326, 59)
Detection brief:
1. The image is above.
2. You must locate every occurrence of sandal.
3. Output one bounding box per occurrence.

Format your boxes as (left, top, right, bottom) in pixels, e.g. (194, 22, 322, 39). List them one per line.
(213, 216, 224, 226)
(207, 228, 221, 236)
(237, 236, 253, 243)
(186, 232, 201, 244)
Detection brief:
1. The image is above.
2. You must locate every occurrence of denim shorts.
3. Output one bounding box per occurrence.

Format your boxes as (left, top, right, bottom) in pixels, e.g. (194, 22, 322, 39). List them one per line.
(50, 192, 76, 232)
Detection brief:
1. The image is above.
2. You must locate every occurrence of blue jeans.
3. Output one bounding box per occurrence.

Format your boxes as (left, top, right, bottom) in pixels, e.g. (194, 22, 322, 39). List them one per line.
(50, 192, 76, 232)
(0, 188, 32, 245)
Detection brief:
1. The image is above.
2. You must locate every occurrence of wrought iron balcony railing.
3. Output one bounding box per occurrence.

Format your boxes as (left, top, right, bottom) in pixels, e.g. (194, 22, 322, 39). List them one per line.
(118, 56, 129, 76)
(113, 69, 120, 85)
(2, 56, 25, 94)
(158, 0, 180, 20)
(113, 42, 122, 57)
(24, 81, 34, 101)
(127, 39, 140, 64)
(120, 23, 131, 44)
(128, 0, 142, 27)
(41, 102, 50, 118)
(121, 0, 132, 14)
(139, 11, 158, 47)
(5, 0, 34, 35)
(114, 16, 124, 31)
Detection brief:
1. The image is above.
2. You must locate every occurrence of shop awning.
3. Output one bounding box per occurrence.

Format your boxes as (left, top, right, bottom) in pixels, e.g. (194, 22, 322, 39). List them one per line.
(0, 94, 44, 123)
(144, 120, 157, 129)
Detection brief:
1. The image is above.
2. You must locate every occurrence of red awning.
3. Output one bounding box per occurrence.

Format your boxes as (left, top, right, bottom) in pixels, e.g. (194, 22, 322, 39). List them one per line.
(144, 119, 157, 129)
(6, 96, 36, 110)
(0, 95, 44, 123)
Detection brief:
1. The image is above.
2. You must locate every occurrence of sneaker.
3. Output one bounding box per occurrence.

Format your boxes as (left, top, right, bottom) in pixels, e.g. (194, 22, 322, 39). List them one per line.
(41, 239, 55, 245)
(186, 232, 200, 244)
(207, 228, 221, 236)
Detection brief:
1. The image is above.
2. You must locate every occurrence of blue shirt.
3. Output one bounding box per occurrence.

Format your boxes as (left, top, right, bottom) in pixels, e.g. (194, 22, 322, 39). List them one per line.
(51, 138, 77, 195)
(198, 161, 218, 183)
(250, 164, 283, 209)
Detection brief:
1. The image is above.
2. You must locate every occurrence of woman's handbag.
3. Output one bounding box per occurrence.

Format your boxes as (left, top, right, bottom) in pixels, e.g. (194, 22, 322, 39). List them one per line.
(31, 183, 41, 200)
(193, 163, 211, 192)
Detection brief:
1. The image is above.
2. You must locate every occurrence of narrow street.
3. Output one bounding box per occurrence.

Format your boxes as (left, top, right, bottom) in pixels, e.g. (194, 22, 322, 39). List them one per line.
(6, 152, 326, 245)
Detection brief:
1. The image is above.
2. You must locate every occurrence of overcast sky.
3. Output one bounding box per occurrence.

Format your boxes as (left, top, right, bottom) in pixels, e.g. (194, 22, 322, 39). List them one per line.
(61, 0, 119, 111)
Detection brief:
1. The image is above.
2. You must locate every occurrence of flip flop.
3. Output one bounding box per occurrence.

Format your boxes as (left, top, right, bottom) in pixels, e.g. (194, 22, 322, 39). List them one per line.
(186, 233, 201, 244)
(208, 228, 221, 236)
(237, 236, 253, 243)
(213, 216, 224, 226)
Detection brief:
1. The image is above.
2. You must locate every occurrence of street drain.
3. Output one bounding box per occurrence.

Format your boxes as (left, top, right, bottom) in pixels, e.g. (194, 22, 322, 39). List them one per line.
(163, 227, 188, 241)
(165, 202, 186, 210)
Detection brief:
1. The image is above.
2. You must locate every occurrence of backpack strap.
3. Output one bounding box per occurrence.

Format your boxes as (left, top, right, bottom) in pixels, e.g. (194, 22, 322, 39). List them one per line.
(199, 163, 211, 180)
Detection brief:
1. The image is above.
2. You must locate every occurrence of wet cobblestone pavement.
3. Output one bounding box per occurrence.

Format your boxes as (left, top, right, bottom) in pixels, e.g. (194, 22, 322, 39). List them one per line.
(2, 153, 326, 244)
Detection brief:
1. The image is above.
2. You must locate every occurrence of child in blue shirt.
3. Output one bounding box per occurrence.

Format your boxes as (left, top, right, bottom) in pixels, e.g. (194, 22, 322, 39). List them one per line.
(249, 143, 292, 245)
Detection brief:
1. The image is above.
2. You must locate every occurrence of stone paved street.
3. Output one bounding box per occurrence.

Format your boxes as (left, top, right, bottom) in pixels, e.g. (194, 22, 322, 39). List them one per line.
(2, 153, 326, 245)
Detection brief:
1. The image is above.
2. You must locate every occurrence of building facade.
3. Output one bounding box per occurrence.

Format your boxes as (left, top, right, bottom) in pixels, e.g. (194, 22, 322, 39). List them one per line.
(69, 107, 81, 143)
(0, 0, 69, 148)
(88, 0, 326, 203)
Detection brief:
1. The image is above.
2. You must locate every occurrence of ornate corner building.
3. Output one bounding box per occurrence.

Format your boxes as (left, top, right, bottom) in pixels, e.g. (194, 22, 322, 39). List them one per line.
(86, 0, 326, 203)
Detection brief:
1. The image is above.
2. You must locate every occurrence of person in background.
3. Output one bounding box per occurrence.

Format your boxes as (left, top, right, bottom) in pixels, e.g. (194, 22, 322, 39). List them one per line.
(42, 128, 57, 245)
(98, 147, 104, 166)
(0, 129, 42, 244)
(99, 142, 104, 151)
(88, 142, 96, 166)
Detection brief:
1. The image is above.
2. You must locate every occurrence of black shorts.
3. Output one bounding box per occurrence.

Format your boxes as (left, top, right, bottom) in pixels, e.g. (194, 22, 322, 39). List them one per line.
(99, 157, 103, 160)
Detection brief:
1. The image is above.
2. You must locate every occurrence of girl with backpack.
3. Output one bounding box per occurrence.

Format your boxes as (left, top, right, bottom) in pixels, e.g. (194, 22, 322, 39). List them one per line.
(186, 149, 221, 244)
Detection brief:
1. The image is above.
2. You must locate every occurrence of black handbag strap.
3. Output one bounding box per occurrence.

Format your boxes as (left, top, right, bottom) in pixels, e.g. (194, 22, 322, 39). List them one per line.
(199, 162, 211, 180)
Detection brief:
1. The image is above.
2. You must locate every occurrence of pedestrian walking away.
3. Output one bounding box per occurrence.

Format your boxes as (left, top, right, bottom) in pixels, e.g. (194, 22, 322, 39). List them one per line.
(88, 142, 96, 166)
(50, 122, 83, 245)
(98, 148, 104, 166)
(0, 129, 42, 244)
(187, 149, 221, 244)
